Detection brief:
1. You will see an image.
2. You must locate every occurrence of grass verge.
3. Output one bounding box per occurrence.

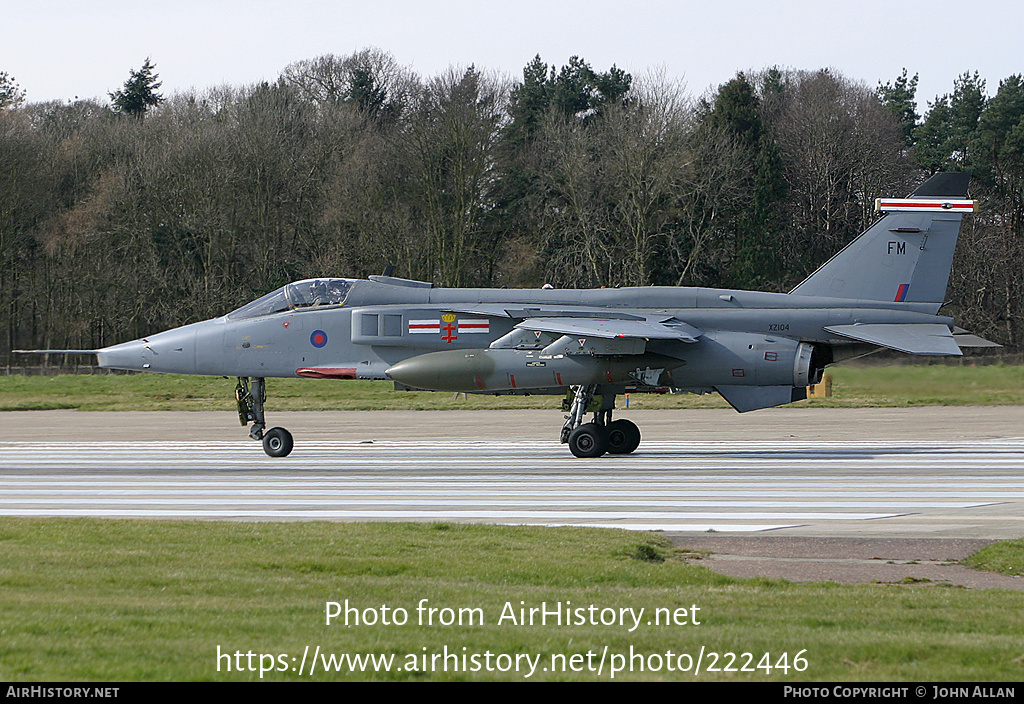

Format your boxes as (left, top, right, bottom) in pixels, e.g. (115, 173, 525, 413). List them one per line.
(2, 363, 1024, 412)
(964, 540, 1024, 576)
(1, 519, 1023, 681)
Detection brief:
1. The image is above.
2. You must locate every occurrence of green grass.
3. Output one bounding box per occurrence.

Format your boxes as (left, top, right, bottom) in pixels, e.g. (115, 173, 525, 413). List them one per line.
(809, 364, 1024, 407)
(2, 363, 1024, 411)
(1, 519, 1023, 682)
(3, 366, 1023, 680)
(964, 540, 1024, 577)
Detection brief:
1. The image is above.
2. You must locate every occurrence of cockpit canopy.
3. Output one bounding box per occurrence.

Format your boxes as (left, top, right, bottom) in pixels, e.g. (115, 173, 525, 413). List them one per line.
(227, 279, 356, 320)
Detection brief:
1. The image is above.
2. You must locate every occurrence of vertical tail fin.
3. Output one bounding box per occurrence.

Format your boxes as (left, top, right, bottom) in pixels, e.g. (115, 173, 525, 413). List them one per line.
(788, 173, 972, 310)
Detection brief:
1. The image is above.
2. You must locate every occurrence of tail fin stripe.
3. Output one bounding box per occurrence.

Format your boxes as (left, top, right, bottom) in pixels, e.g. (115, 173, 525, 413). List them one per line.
(895, 283, 910, 302)
(875, 198, 975, 213)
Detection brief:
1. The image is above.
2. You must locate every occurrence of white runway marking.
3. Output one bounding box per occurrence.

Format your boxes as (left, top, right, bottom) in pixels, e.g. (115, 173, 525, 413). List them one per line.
(1, 438, 1023, 533)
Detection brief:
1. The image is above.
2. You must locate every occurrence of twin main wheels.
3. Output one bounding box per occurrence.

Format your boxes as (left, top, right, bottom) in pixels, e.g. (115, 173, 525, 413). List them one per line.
(567, 419, 641, 458)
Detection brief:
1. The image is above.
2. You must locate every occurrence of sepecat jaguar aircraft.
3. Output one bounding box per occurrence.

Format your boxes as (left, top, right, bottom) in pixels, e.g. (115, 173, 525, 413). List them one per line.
(19, 173, 992, 458)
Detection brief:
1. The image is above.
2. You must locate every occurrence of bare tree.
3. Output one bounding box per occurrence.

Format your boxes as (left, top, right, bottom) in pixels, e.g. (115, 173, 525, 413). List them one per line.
(764, 69, 911, 279)
(281, 48, 416, 122)
(399, 66, 508, 286)
(589, 75, 688, 285)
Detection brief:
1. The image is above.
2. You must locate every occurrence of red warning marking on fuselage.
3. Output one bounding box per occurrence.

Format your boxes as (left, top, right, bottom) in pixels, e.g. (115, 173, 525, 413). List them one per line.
(296, 368, 357, 379)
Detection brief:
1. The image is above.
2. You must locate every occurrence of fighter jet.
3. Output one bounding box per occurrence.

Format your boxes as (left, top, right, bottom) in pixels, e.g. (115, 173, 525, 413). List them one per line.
(19, 173, 990, 458)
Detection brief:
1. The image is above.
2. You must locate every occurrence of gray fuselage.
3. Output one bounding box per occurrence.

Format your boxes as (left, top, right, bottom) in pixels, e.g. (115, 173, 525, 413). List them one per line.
(96, 278, 948, 392)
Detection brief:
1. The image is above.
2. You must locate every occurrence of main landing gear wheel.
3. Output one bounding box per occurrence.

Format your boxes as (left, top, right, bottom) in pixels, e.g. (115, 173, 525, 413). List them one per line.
(560, 384, 643, 458)
(262, 427, 294, 458)
(568, 423, 608, 458)
(606, 418, 641, 455)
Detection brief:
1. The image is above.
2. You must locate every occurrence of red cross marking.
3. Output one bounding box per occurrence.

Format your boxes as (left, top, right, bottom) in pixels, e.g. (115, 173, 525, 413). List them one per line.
(442, 322, 458, 343)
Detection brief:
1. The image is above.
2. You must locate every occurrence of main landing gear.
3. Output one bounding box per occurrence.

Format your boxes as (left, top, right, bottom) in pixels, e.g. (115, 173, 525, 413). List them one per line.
(560, 384, 641, 458)
(236, 377, 293, 457)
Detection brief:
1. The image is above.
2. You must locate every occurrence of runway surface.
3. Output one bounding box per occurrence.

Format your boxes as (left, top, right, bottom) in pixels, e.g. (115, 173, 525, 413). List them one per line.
(3, 429, 1024, 537)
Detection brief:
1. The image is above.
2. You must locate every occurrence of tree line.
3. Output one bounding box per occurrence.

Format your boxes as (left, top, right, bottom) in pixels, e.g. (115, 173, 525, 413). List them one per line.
(1, 51, 1023, 362)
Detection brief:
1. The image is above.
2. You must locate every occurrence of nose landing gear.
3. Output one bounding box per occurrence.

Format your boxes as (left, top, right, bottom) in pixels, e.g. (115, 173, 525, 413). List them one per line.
(236, 377, 294, 457)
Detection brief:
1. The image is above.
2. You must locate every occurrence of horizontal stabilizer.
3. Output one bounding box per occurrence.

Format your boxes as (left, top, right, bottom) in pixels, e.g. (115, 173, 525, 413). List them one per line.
(715, 385, 807, 413)
(824, 323, 962, 356)
(952, 329, 1002, 348)
(515, 317, 701, 342)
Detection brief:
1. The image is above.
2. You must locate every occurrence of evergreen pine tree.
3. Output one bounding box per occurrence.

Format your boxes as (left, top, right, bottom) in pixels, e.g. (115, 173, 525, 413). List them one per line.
(110, 58, 164, 118)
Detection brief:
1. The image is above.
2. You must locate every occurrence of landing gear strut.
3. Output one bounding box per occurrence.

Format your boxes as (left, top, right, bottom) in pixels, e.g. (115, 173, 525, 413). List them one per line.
(560, 385, 641, 458)
(236, 377, 293, 457)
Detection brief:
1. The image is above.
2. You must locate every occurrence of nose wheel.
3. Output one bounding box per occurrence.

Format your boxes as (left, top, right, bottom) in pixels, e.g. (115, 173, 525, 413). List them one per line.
(262, 427, 294, 457)
(236, 377, 294, 457)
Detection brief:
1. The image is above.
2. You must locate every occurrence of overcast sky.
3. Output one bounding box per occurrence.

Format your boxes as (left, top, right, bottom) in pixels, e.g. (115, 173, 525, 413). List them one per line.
(4, 0, 1022, 111)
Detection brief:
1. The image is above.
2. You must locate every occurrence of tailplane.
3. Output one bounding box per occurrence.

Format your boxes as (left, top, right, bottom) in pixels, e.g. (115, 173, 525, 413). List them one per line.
(789, 173, 973, 311)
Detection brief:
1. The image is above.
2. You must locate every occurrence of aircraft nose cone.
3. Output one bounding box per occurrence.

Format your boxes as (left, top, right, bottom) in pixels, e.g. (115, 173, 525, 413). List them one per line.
(97, 324, 200, 373)
(96, 339, 151, 372)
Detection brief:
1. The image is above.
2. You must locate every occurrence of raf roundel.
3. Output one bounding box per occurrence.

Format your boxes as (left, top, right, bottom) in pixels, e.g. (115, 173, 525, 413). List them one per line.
(310, 330, 328, 348)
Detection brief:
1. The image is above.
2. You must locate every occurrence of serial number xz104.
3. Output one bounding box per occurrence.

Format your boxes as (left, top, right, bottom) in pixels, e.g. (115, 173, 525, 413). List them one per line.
(767, 324, 790, 331)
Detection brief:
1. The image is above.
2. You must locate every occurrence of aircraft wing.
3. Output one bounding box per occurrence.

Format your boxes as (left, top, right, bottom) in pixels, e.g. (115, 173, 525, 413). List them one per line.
(514, 317, 701, 342)
(443, 304, 648, 321)
(824, 323, 963, 356)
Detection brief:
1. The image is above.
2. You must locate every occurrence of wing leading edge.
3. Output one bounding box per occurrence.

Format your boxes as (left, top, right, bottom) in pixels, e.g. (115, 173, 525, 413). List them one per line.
(514, 317, 701, 342)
